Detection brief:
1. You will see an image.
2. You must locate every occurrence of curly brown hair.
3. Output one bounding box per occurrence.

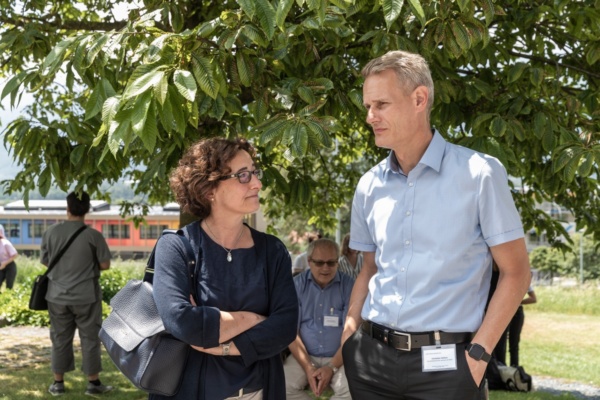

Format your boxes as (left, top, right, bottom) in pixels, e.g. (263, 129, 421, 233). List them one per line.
(170, 137, 256, 219)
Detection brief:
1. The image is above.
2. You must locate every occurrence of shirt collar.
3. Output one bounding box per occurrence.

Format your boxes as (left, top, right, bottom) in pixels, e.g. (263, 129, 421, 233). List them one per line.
(305, 269, 342, 288)
(385, 129, 446, 175)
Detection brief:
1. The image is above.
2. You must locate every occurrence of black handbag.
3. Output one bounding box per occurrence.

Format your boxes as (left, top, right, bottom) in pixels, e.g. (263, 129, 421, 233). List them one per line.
(29, 225, 88, 310)
(99, 229, 198, 396)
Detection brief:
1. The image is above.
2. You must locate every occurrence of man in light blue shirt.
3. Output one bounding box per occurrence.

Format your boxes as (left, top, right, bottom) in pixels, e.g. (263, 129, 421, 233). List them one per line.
(341, 50, 531, 400)
(285, 239, 354, 400)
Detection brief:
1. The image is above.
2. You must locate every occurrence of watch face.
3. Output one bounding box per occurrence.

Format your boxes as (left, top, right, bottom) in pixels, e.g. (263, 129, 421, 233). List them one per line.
(469, 344, 485, 359)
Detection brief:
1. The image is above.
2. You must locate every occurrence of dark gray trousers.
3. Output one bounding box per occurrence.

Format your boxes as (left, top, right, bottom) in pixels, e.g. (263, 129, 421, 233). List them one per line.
(342, 328, 484, 400)
(48, 301, 103, 375)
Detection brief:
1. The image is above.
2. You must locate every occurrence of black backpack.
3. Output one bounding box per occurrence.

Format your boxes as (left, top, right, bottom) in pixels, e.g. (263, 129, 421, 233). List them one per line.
(486, 358, 533, 392)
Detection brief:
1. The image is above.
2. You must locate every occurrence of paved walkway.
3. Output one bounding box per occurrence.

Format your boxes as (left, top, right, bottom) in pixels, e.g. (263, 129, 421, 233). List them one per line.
(0, 326, 79, 370)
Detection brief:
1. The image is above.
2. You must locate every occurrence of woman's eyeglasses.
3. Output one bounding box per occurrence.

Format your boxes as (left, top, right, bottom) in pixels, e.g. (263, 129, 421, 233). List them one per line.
(309, 259, 338, 267)
(220, 169, 263, 184)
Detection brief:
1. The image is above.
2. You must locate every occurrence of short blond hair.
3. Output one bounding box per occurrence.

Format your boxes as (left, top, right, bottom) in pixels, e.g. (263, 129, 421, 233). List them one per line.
(362, 50, 434, 116)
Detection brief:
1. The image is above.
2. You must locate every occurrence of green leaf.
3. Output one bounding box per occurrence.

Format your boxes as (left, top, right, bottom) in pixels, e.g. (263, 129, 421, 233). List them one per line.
(578, 153, 594, 177)
(154, 73, 169, 105)
(255, 0, 277, 39)
(506, 63, 528, 84)
(236, 52, 252, 87)
(530, 67, 544, 87)
(85, 34, 109, 68)
(290, 122, 309, 157)
(382, 0, 404, 31)
(240, 24, 269, 47)
(276, 0, 295, 31)
(348, 89, 364, 109)
(489, 116, 507, 137)
(541, 130, 557, 153)
(480, 0, 495, 26)
(70, 145, 87, 167)
(307, 0, 326, 25)
(123, 68, 165, 100)
(85, 78, 116, 121)
(41, 37, 75, 76)
(456, 0, 469, 13)
(191, 52, 219, 99)
(407, 0, 426, 26)
(586, 43, 600, 66)
(237, 0, 256, 19)
(297, 86, 316, 104)
(532, 113, 547, 139)
(131, 91, 152, 135)
(140, 101, 159, 152)
(472, 113, 495, 131)
(451, 20, 471, 51)
(563, 153, 582, 183)
(39, 167, 52, 197)
(173, 69, 197, 102)
(1, 71, 26, 103)
(258, 115, 289, 145)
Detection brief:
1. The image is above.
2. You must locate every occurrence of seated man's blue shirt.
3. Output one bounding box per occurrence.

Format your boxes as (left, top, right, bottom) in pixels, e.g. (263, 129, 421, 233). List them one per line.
(350, 131, 525, 333)
(294, 269, 354, 357)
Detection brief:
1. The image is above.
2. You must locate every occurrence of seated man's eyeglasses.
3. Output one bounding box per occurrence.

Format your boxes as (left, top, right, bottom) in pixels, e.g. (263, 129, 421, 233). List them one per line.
(309, 259, 338, 267)
(220, 169, 263, 184)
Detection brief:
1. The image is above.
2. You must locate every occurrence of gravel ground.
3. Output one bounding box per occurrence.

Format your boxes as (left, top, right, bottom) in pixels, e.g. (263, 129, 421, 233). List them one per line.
(533, 376, 600, 399)
(1, 326, 599, 398)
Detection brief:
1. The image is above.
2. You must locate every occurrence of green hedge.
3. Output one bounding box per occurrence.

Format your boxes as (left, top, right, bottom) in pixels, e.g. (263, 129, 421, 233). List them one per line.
(0, 256, 145, 327)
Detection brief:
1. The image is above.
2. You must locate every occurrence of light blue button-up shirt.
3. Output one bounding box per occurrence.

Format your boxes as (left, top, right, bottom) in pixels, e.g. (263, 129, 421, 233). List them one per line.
(350, 131, 524, 333)
(294, 270, 354, 357)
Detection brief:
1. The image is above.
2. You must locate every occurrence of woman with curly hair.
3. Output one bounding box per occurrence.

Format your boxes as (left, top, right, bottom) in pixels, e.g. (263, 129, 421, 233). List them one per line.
(150, 137, 298, 400)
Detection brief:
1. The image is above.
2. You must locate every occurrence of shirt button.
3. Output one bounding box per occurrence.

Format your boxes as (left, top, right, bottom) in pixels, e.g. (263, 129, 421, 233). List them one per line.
(408, 182, 414, 187)
(400, 267, 405, 272)
(405, 211, 411, 216)
(404, 240, 411, 246)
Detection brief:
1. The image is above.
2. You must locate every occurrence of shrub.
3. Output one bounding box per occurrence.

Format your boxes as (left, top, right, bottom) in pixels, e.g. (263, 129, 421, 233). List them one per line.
(0, 256, 145, 327)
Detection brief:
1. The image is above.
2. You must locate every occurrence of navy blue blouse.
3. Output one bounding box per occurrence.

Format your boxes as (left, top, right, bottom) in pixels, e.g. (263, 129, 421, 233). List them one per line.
(150, 221, 298, 399)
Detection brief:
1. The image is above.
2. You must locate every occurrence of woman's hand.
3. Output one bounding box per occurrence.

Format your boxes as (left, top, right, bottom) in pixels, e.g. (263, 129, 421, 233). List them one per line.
(191, 341, 240, 356)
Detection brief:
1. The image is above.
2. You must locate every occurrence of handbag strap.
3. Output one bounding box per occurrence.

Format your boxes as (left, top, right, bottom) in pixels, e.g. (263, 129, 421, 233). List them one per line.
(44, 224, 88, 276)
(144, 229, 199, 304)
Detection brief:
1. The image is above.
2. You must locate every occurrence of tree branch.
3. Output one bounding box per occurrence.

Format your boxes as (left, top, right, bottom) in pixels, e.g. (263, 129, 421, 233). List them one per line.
(508, 49, 600, 80)
(0, 15, 127, 32)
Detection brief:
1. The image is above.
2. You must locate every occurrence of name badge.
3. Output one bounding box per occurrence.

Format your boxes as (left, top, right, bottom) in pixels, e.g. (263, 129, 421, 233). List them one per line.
(323, 315, 339, 327)
(421, 344, 457, 372)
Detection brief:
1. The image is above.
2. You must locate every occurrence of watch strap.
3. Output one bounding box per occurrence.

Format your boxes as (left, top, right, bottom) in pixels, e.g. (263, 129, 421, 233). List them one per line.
(222, 342, 231, 356)
(467, 343, 491, 363)
(326, 362, 339, 374)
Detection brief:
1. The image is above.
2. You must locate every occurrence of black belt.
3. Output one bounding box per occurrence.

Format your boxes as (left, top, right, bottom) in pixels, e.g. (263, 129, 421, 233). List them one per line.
(361, 320, 474, 351)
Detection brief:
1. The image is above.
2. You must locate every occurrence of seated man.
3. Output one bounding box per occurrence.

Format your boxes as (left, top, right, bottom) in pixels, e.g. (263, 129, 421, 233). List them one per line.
(284, 238, 354, 399)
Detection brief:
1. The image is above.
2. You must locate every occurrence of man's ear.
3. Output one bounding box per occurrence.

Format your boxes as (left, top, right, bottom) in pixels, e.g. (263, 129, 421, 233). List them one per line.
(413, 86, 429, 111)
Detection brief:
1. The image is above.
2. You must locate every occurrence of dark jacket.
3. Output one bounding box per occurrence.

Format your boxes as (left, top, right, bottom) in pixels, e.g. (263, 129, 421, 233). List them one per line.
(150, 221, 298, 399)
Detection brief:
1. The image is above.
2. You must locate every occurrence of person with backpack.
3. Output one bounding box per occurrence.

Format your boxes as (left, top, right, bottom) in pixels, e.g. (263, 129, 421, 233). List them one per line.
(150, 137, 298, 399)
(42, 192, 113, 396)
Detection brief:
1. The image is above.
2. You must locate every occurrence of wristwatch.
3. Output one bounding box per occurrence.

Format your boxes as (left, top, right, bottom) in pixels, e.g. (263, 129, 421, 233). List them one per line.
(326, 362, 339, 374)
(222, 342, 231, 356)
(466, 343, 491, 363)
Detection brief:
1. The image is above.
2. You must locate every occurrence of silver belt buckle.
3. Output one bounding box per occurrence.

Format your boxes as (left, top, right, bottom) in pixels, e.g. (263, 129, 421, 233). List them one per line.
(392, 331, 412, 351)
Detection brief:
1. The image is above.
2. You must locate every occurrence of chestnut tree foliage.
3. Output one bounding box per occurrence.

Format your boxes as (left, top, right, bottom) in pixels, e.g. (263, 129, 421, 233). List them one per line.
(1, 0, 600, 244)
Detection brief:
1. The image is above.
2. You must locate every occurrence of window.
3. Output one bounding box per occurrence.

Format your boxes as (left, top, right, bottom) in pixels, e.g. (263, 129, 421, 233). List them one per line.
(140, 225, 170, 239)
(29, 220, 45, 238)
(0, 220, 20, 238)
(102, 224, 130, 239)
